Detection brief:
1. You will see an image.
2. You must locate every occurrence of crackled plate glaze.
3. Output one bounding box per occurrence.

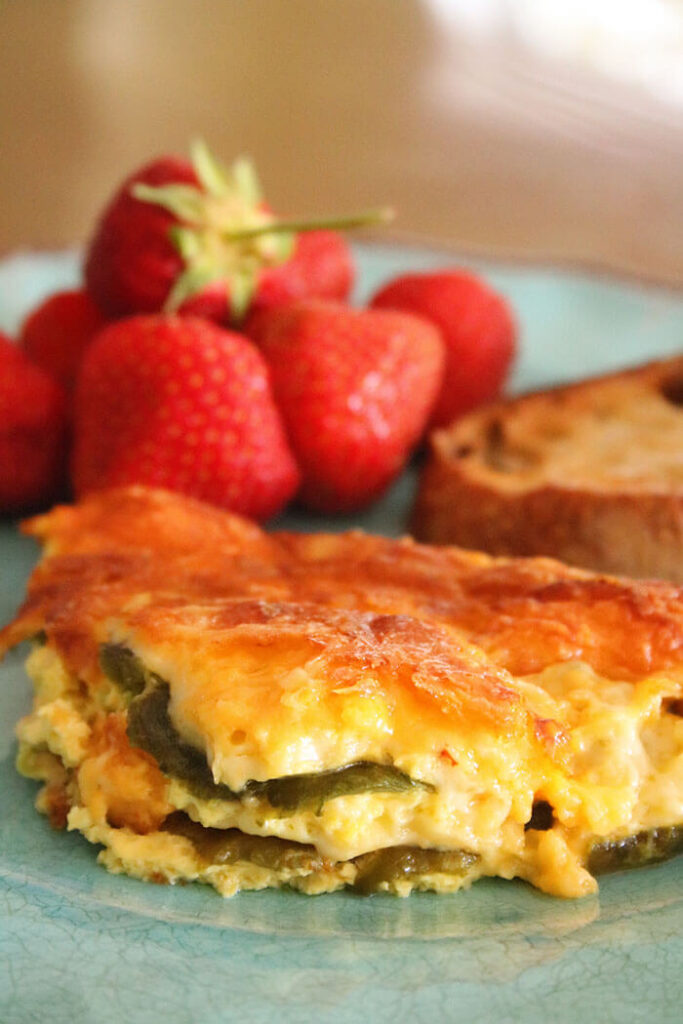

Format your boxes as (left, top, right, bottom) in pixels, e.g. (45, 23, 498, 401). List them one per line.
(1, 246, 682, 1024)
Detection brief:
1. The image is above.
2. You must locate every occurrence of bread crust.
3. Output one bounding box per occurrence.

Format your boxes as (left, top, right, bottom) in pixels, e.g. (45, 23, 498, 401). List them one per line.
(412, 356, 683, 581)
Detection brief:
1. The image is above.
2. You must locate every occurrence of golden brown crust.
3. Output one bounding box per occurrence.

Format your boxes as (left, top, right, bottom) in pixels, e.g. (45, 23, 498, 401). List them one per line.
(4, 485, 683, 688)
(412, 356, 683, 581)
(6, 486, 683, 899)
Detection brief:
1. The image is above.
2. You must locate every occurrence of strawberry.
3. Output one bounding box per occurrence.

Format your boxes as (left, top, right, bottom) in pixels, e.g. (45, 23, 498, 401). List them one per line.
(84, 141, 378, 324)
(19, 289, 106, 392)
(71, 316, 300, 520)
(246, 301, 444, 513)
(370, 270, 516, 427)
(0, 333, 69, 515)
(84, 153, 225, 320)
(254, 229, 353, 314)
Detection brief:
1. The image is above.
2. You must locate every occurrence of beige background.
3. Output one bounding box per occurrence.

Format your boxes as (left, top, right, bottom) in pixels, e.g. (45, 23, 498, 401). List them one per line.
(2, 0, 682, 284)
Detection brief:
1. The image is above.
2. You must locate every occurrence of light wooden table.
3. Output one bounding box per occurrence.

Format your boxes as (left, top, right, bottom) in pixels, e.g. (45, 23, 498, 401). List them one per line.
(2, 0, 682, 285)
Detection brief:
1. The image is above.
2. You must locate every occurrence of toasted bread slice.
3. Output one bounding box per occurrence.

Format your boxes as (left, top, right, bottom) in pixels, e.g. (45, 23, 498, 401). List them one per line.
(3, 486, 683, 898)
(412, 356, 683, 581)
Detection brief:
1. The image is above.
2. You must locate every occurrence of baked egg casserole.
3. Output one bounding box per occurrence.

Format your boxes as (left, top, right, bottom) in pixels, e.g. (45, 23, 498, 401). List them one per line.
(2, 485, 683, 898)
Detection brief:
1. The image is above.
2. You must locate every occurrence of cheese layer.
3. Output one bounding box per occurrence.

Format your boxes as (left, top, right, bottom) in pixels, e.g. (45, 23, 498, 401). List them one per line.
(4, 486, 683, 898)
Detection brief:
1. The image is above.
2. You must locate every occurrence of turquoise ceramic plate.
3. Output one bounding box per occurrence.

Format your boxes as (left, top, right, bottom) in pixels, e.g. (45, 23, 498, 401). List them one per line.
(1, 246, 682, 1024)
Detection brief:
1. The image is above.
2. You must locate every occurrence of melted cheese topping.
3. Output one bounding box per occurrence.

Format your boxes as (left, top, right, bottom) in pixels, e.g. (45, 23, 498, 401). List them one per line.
(5, 486, 683, 899)
(15, 634, 683, 898)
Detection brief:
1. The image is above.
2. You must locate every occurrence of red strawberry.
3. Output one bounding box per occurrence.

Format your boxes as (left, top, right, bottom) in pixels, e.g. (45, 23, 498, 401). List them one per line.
(246, 301, 444, 513)
(0, 333, 69, 515)
(19, 289, 106, 392)
(85, 154, 223, 320)
(370, 270, 516, 427)
(84, 141, 363, 324)
(254, 230, 353, 313)
(71, 316, 300, 520)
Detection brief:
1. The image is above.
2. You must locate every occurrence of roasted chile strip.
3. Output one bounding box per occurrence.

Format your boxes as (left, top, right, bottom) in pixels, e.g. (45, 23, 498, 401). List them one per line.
(100, 644, 238, 799)
(127, 677, 239, 801)
(101, 644, 433, 809)
(100, 643, 147, 695)
(353, 846, 479, 894)
(588, 826, 683, 875)
(248, 762, 433, 812)
(162, 812, 325, 871)
(164, 812, 478, 891)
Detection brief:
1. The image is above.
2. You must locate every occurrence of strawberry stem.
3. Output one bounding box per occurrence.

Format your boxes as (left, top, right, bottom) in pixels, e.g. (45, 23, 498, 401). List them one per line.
(221, 207, 394, 242)
(132, 141, 395, 320)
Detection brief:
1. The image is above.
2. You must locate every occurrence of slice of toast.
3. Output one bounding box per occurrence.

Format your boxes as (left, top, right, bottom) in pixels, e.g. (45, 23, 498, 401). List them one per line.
(412, 355, 683, 581)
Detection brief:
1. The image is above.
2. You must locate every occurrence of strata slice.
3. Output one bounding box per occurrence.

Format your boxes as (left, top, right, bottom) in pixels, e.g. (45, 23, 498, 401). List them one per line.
(2, 486, 683, 898)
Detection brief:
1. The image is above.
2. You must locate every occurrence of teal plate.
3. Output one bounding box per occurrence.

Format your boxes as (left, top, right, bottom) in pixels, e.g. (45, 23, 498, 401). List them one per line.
(1, 246, 682, 1024)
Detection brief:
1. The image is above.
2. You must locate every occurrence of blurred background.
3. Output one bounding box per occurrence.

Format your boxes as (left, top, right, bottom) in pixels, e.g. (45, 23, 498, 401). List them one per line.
(1, 0, 682, 284)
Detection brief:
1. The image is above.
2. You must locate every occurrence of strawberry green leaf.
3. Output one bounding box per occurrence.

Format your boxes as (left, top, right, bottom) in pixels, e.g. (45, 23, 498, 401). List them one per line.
(270, 230, 296, 262)
(164, 264, 221, 312)
(243, 228, 296, 266)
(133, 142, 391, 320)
(229, 269, 258, 323)
(168, 225, 202, 262)
(229, 157, 262, 206)
(131, 183, 205, 224)
(190, 138, 233, 199)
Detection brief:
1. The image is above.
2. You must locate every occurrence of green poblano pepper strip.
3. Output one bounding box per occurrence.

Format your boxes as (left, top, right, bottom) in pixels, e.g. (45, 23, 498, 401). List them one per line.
(162, 812, 325, 871)
(100, 644, 434, 811)
(126, 677, 239, 801)
(99, 643, 147, 696)
(99, 644, 234, 799)
(587, 825, 683, 875)
(162, 811, 478, 891)
(247, 762, 433, 813)
(353, 846, 479, 894)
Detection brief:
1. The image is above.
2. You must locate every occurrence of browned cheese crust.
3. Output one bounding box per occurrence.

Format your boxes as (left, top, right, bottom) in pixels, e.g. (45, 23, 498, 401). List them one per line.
(4, 486, 683, 898)
(4, 485, 683, 709)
